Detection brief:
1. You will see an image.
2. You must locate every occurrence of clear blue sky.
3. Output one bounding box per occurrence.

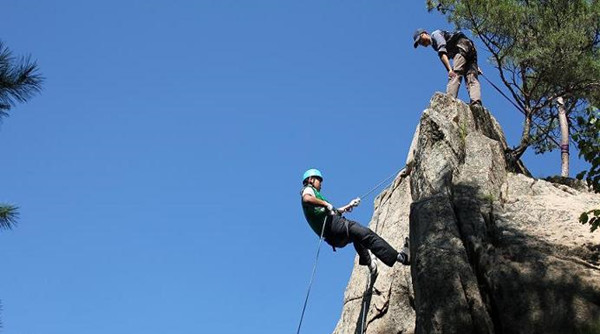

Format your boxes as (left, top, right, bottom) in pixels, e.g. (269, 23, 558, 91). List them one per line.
(0, 1, 589, 334)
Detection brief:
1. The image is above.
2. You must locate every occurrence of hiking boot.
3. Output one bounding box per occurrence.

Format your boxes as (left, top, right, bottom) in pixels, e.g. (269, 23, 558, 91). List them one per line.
(469, 100, 483, 111)
(397, 237, 411, 265)
(368, 255, 378, 277)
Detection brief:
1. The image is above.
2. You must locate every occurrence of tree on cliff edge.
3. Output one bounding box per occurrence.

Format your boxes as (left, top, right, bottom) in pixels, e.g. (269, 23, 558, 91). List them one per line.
(0, 40, 43, 229)
(426, 0, 600, 175)
(574, 102, 600, 232)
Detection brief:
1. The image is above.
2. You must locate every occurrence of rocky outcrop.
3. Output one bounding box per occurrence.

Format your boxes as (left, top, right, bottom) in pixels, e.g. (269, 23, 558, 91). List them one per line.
(332, 93, 600, 334)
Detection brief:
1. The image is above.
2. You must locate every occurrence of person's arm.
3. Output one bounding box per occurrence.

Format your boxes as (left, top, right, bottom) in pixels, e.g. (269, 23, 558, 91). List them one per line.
(302, 194, 357, 214)
(439, 53, 454, 76)
(337, 198, 361, 213)
(302, 194, 333, 210)
(337, 203, 353, 213)
(431, 31, 456, 78)
(302, 194, 331, 208)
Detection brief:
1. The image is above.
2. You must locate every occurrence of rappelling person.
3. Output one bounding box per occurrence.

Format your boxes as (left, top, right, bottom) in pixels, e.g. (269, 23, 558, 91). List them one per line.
(300, 168, 410, 277)
(413, 28, 483, 109)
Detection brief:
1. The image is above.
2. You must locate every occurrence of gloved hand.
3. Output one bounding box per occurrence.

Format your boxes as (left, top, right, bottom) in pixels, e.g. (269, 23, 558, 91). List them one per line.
(326, 203, 337, 215)
(448, 70, 457, 79)
(349, 197, 361, 207)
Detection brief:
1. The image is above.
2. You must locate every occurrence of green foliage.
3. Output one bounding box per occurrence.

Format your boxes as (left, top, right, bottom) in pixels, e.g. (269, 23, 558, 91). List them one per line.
(0, 204, 18, 230)
(481, 193, 496, 203)
(573, 106, 600, 232)
(579, 210, 600, 232)
(458, 119, 468, 145)
(428, 0, 600, 232)
(0, 41, 43, 231)
(0, 40, 43, 117)
(574, 107, 600, 191)
(0, 41, 40, 328)
(0, 41, 43, 232)
(427, 0, 600, 159)
(577, 317, 600, 334)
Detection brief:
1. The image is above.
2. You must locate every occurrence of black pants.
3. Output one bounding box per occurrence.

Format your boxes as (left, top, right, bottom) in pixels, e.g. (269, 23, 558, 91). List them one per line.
(324, 215, 399, 267)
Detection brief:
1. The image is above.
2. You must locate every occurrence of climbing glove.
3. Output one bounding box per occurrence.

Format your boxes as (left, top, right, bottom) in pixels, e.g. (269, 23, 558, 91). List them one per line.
(326, 203, 337, 216)
(350, 197, 361, 207)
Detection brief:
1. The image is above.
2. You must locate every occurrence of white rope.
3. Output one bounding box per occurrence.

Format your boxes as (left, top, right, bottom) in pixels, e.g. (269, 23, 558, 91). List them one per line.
(295, 216, 328, 334)
(358, 166, 406, 200)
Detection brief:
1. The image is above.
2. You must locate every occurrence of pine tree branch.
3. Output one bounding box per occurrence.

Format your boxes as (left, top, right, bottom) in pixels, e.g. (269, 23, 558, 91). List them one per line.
(0, 204, 18, 230)
(464, 2, 528, 114)
(0, 41, 43, 113)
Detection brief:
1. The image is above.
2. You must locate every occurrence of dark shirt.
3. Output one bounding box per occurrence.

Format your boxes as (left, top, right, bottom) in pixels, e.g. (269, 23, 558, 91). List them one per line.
(430, 30, 467, 58)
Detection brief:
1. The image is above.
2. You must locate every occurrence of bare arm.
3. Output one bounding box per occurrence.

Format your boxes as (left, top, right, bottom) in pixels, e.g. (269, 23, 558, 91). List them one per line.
(336, 198, 361, 213)
(439, 53, 456, 77)
(302, 194, 357, 214)
(337, 203, 354, 213)
(302, 194, 330, 208)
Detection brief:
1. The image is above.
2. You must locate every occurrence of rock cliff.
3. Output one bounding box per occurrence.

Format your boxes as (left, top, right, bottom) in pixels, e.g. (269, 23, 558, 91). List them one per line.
(332, 93, 600, 334)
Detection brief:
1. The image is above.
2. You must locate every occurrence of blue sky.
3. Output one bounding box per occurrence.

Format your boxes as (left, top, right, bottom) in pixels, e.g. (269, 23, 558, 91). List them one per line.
(0, 1, 590, 334)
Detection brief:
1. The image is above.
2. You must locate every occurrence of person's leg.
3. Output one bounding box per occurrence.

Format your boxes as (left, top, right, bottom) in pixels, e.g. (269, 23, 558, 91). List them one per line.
(465, 58, 481, 104)
(447, 53, 466, 98)
(352, 237, 372, 266)
(458, 39, 482, 104)
(346, 219, 399, 267)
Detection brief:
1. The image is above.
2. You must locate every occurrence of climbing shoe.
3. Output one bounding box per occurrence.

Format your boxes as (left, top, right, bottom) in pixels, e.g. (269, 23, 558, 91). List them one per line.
(368, 255, 378, 277)
(397, 237, 411, 265)
(469, 100, 484, 112)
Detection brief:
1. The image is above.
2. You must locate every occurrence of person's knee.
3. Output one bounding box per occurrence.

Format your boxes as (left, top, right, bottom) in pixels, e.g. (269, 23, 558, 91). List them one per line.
(467, 77, 480, 89)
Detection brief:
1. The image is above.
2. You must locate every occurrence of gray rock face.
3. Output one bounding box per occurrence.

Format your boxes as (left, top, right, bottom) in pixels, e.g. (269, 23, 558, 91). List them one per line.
(332, 93, 600, 334)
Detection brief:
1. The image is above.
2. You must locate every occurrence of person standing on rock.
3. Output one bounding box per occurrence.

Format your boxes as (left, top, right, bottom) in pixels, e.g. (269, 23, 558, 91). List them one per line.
(413, 28, 483, 108)
(300, 168, 410, 277)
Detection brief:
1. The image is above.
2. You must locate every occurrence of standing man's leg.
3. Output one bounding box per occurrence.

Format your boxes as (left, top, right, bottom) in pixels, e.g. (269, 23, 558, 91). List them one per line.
(465, 58, 481, 104)
(447, 53, 466, 98)
(459, 39, 482, 104)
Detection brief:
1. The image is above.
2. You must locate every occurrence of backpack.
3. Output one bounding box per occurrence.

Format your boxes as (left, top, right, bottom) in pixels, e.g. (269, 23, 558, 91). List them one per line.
(442, 30, 468, 46)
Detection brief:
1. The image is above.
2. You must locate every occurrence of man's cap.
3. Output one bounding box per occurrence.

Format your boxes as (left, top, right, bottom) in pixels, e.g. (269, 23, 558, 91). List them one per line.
(413, 28, 427, 48)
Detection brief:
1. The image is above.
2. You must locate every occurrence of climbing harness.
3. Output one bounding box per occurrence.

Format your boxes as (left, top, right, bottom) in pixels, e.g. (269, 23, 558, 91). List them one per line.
(296, 215, 327, 334)
(296, 167, 406, 334)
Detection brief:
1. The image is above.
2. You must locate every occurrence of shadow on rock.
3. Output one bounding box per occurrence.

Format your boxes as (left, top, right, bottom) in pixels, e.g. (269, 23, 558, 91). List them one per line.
(354, 274, 377, 334)
(410, 182, 600, 334)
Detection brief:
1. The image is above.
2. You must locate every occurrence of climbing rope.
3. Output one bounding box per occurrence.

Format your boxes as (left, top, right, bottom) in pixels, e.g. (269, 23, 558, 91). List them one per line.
(356, 168, 410, 333)
(298, 72, 568, 333)
(480, 73, 524, 113)
(480, 72, 562, 148)
(296, 216, 327, 334)
(359, 273, 372, 334)
(358, 166, 406, 200)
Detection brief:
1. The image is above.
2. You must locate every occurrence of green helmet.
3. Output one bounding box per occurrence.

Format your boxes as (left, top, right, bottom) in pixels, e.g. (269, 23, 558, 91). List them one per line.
(302, 168, 323, 183)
